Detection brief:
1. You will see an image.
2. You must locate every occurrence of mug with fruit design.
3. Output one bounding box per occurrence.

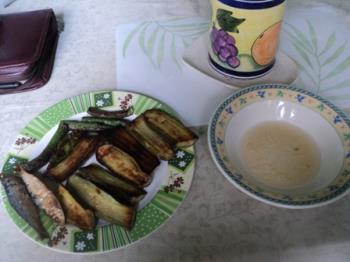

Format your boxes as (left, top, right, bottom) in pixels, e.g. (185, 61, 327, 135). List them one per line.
(209, 0, 286, 79)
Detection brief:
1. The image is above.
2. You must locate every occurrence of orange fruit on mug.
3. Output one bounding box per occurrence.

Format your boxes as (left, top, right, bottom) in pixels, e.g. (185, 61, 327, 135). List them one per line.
(252, 21, 282, 66)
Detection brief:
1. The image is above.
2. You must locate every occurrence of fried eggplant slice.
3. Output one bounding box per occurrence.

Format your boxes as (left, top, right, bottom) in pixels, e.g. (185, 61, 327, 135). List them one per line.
(96, 145, 151, 187)
(144, 109, 198, 148)
(68, 175, 136, 229)
(48, 132, 82, 169)
(128, 115, 174, 160)
(79, 164, 146, 205)
(40, 177, 96, 230)
(57, 185, 96, 231)
(46, 136, 99, 181)
(1, 175, 49, 239)
(23, 123, 68, 172)
(87, 106, 134, 119)
(108, 127, 160, 174)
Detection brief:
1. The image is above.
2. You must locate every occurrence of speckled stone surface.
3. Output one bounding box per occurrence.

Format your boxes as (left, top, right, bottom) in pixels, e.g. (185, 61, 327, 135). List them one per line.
(1, 0, 350, 261)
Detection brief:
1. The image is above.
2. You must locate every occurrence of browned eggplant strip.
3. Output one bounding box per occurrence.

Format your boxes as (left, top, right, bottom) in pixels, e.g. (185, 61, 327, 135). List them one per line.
(96, 145, 151, 187)
(128, 115, 174, 160)
(144, 109, 198, 148)
(108, 127, 160, 174)
(57, 185, 96, 231)
(78, 164, 146, 205)
(68, 175, 136, 229)
(48, 132, 82, 169)
(46, 136, 99, 181)
(87, 106, 134, 119)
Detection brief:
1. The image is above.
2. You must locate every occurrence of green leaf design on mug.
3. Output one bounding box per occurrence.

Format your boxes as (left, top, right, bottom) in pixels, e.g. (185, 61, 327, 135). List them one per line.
(216, 9, 245, 33)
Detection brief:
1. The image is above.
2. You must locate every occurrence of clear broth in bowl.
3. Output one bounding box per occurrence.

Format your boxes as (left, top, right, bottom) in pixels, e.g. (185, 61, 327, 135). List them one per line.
(240, 121, 321, 189)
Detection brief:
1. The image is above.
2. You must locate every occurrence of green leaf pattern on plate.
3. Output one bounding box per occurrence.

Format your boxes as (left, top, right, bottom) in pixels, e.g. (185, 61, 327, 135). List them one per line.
(73, 230, 98, 252)
(93, 92, 114, 108)
(1, 155, 28, 175)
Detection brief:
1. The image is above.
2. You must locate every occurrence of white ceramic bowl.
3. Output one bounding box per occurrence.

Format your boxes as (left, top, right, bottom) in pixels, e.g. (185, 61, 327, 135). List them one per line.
(208, 84, 350, 208)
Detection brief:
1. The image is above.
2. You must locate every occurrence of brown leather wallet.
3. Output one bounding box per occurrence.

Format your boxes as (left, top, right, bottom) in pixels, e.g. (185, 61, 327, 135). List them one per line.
(0, 9, 59, 95)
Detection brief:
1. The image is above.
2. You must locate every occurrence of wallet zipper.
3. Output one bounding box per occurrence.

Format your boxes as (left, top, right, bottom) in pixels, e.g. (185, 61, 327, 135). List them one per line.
(0, 82, 22, 89)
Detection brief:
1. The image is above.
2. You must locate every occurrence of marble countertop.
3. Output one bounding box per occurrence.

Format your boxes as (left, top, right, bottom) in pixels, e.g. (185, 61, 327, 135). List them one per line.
(2, 0, 350, 261)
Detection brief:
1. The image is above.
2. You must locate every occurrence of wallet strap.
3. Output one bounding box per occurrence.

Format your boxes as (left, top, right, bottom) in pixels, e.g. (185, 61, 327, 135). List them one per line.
(0, 11, 59, 95)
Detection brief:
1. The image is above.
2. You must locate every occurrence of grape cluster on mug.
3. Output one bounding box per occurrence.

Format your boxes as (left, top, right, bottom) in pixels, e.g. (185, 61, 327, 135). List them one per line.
(211, 27, 240, 68)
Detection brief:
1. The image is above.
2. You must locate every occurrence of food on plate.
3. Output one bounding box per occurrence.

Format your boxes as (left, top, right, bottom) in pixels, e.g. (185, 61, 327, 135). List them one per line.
(1, 175, 49, 239)
(78, 164, 146, 205)
(2, 103, 197, 234)
(68, 175, 136, 229)
(108, 127, 160, 174)
(38, 176, 96, 231)
(96, 145, 151, 187)
(128, 115, 174, 160)
(62, 120, 114, 132)
(19, 167, 65, 226)
(81, 116, 128, 127)
(57, 185, 96, 231)
(46, 136, 99, 181)
(23, 123, 68, 173)
(143, 109, 198, 148)
(48, 132, 82, 169)
(87, 106, 134, 119)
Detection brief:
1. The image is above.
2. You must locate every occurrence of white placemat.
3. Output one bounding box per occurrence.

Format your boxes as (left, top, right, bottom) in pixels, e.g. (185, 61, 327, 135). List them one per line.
(116, 4, 350, 126)
(116, 18, 233, 126)
(280, 4, 350, 110)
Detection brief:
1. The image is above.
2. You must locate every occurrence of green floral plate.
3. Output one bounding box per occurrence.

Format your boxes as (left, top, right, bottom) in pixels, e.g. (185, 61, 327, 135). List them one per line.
(0, 90, 195, 253)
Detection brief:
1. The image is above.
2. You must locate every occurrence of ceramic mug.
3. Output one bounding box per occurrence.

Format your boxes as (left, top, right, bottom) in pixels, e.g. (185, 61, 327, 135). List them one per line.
(209, 0, 286, 79)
